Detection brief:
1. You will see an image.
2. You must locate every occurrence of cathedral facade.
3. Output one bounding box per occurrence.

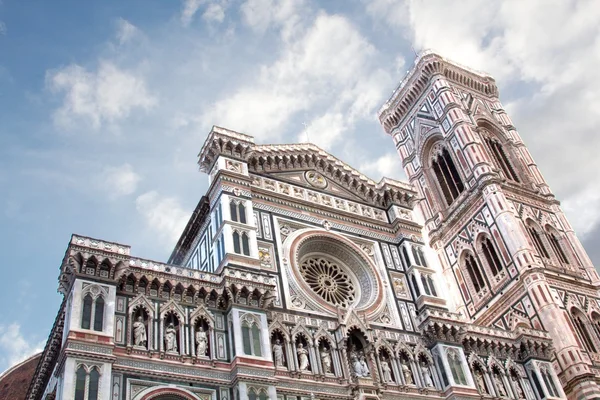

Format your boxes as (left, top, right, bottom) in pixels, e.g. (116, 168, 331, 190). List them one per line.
(27, 53, 600, 400)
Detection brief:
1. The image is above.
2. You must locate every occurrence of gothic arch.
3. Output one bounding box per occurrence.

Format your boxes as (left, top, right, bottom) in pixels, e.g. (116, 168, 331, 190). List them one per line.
(268, 320, 290, 342)
(421, 137, 466, 208)
(134, 386, 201, 400)
(468, 353, 488, 372)
(394, 341, 414, 361)
(189, 304, 214, 328)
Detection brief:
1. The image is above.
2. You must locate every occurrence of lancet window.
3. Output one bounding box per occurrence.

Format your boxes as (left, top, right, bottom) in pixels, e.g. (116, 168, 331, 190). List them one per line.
(527, 222, 550, 259)
(431, 147, 465, 206)
(480, 237, 504, 277)
(229, 200, 247, 224)
(484, 136, 520, 182)
(241, 314, 262, 356)
(546, 227, 570, 265)
(74, 365, 100, 400)
(540, 366, 560, 398)
(233, 230, 250, 256)
(571, 308, 597, 353)
(81, 288, 105, 332)
(464, 254, 486, 293)
(421, 274, 437, 297)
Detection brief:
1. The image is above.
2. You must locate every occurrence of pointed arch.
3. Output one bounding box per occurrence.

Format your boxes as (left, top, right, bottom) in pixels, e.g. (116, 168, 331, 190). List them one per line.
(571, 307, 597, 353)
(525, 219, 550, 259)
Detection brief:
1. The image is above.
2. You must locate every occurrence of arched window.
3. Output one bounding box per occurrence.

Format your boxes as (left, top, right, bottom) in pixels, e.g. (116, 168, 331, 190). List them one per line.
(572, 308, 597, 353)
(74, 365, 100, 400)
(242, 233, 250, 256)
(402, 246, 411, 267)
(484, 137, 520, 182)
(427, 275, 437, 297)
(241, 314, 262, 356)
(233, 231, 241, 254)
(541, 367, 559, 398)
(81, 294, 93, 330)
(421, 275, 430, 296)
(410, 274, 421, 298)
(432, 148, 465, 206)
(93, 296, 104, 331)
(412, 246, 420, 266)
(481, 237, 503, 276)
(464, 254, 486, 293)
(74, 366, 87, 400)
(230, 200, 247, 224)
(88, 368, 100, 400)
(547, 229, 569, 264)
(417, 247, 428, 267)
(527, 223, 550, 259)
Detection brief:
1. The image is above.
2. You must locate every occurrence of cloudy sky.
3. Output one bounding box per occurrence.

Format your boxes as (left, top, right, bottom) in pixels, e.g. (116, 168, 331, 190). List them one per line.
(1, 0, 599, 373)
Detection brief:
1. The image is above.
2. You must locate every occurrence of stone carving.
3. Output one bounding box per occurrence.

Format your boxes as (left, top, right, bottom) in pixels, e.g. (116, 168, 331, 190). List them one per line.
(402, 363, 413, 385)
(164, 323, 178, 353)
(320, 347, 332, 374)
(474, 370, 487, 394)
(494, 372, 508, 397)
(511, 374, 525, 399)
(196, 327, 208, 356)
(381, 359, 393, 383)
(133, 316, 147, 347)
(273, 339, 285, 368)
(421, 363, 434, 387)
(297, 343, 310, 372)
(305, 171, 327, 188)
(350, 346, 370, 378)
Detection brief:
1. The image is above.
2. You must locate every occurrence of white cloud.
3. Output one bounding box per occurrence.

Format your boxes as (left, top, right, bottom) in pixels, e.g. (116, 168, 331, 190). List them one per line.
(99, 164, 141, 198)
(181, 0, 203, 27)
(135, 191, 189, 247)
(115, 18, 140, 45)
(204, 13, 392, 148)
(0, 21, 6, 35)
(359, 153, 402, 180)
(240, 0, 306, 40)
(47, 61, 157, 130)
(0, 323, 44, 374)
(203, 3, 226, 23)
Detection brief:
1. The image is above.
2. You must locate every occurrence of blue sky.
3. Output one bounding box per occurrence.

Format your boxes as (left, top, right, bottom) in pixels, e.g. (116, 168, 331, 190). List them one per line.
(1, 0, 599, 373)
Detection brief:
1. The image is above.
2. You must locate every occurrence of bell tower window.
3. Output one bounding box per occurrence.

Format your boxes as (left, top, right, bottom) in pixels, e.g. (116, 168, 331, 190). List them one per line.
(481, 237, 504, 276)
(464, 254, 486, 293)
(485, 137, 520, 182)
(432, 148, 464, 206)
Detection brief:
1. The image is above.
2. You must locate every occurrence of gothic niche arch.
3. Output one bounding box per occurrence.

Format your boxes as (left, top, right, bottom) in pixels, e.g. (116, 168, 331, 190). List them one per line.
(347, 329, 371, 379)
(475, 233, 505, 283)
(377, 346, 395, 384)
(459, 250, 487, 298)
(478, 124, 521, 183)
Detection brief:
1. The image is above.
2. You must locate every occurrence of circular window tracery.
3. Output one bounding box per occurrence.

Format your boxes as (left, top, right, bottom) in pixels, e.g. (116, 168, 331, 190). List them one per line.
(299, 257, 356, 308)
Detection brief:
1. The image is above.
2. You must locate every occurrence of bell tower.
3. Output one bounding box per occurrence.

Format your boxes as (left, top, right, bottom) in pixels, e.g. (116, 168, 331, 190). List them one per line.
(378, 52, 600, 399)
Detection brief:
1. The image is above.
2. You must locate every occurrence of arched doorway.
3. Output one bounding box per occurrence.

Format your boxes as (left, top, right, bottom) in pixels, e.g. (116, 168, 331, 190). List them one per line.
(135, 386, 201, 400)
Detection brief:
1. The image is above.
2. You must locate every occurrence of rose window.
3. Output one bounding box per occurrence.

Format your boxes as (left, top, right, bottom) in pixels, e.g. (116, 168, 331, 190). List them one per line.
(299, 257, 356, 307)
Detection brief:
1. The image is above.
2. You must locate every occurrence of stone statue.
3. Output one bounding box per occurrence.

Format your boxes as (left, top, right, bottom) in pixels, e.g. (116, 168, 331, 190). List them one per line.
(351, 348, 363, 377)
(164, 323, 178, 352)
(272, 339, 285, 368)
(380, 359, 393, 383)
(359, 354, 370, 377)
(320, 347, 332, 373)
(402, 363, 413, 385)
(421, 363, 433, 387)
(297, 343, 310, 371)
(494, 373, 508, 397)
(133, 316, 147, 347)
(475, 371, 488, 394)
(511, 374, 525, 399)
(195, 326, 208, 356)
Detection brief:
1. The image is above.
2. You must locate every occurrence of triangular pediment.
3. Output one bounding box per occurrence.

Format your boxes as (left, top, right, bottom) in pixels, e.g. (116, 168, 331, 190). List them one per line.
(266, 170, 366, 203)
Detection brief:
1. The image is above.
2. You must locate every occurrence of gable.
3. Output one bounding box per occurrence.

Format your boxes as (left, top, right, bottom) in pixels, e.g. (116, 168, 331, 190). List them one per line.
(266, 170, 366, 203)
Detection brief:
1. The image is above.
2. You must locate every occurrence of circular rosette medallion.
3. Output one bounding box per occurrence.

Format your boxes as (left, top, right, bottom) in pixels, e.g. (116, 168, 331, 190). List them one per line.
(299, 257, 356, 308)
(305, 171, 327, 188)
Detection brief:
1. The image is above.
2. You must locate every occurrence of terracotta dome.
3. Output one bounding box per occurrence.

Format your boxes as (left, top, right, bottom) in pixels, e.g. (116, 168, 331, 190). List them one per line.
(0, 353, 42, 400)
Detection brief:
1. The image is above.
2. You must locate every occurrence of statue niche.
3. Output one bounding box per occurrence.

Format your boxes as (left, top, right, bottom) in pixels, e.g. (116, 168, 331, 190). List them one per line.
(378, 348, 395, 384)
(195, 318, 210, 358)
(163, 313, 180, 354)
(295, 335, 311, 373)
(319, 338, 333, 375)
(347, 331, 370, 379)
(271, 331, 286, 369)
(132, 308, 149, 349)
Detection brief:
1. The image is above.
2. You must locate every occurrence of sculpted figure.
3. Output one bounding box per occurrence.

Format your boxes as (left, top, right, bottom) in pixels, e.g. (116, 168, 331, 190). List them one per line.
(421, 363, 433, 387)
(359, 354, 370, 377)
(511, 374, 525, 399)
(380, 359, 393, 383)
(494, 373, 508, 397)
(402, 363, 413, 385)
(320, 347, 332, 373)
(272, 339, 285, 367)
(164, 323, 178, 352)
(195, 326, 208, 356)
(475, 371, 488, 394)
(133, 316, 147, 347)
(297, 343, 310, 371)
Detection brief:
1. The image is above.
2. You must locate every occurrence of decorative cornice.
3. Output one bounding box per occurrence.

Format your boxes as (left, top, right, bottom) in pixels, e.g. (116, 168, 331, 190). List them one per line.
(378, 51, 499, 134)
